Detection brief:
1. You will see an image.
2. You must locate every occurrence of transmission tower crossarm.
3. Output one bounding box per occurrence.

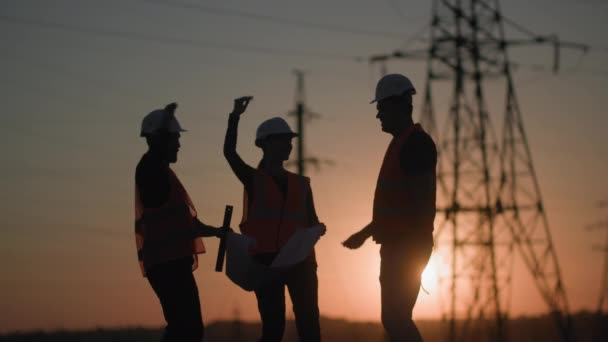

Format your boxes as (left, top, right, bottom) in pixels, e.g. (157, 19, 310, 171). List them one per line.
(505, 37, 588, 50)
(287, 70, 332, 176)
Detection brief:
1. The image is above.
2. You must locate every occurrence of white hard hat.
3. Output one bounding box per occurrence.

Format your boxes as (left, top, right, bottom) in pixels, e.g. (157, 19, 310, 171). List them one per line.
(140, 105, 187, 137)
(370, 73, 416, 104)
(255, 117, 297, 146)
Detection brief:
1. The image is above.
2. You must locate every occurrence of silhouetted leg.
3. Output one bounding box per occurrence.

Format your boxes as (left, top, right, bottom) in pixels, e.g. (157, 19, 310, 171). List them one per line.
(147, 257, 204, 342)
(286, 259, 321, 342)
(255, 274, 286, 342)
(379, 245, 431, 342)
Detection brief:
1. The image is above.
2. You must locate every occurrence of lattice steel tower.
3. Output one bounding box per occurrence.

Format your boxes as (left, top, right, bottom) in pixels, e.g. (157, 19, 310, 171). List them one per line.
(416, 1, 580, 341)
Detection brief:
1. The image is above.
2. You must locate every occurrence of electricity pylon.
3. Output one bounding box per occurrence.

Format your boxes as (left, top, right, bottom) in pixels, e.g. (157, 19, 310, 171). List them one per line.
(586, 201, 608, 315)
(370, 1, 587, 341)
(287, 70, 332, 176)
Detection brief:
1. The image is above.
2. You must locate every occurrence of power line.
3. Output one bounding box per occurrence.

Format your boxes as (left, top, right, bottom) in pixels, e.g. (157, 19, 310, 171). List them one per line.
(145, 0, 410, 39)
(383, 0, 414, 23)
(0, 14, 364, 62)
(94, 1, 608, 56)
(399, 23, 430, 50)
(0, 52, 134, 97)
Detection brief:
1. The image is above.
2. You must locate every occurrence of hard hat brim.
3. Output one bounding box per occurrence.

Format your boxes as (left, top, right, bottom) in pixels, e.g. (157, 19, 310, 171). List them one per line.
(140, 127, 187, 137)
(370, 89, 416, 104)
(255, 132, 298, 146)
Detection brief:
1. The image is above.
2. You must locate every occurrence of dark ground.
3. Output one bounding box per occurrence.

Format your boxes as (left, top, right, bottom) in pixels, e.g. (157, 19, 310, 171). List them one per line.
(1, 312, 606, 341)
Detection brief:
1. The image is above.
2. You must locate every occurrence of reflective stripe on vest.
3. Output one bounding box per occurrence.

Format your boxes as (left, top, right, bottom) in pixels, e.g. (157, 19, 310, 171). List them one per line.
(134, 168, 205, 277)
(240, 169, 309, 254)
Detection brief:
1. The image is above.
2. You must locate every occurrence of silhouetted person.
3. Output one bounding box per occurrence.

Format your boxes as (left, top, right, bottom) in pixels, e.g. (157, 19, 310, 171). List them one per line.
(343, 74, 437, 342)
(224, 96, 324, 342)
(135, 103, 225, 342)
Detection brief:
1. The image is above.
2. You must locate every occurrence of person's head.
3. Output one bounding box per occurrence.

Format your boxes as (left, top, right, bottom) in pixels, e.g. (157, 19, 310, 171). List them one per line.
(255, 117, 298, 163)
(144, 132, 181, 163)
(140, 103, 186, 164)
(371, 74, 416, 135)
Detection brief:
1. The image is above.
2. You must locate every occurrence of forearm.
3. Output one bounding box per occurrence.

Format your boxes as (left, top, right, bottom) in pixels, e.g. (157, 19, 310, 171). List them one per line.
(343, 221, 374, 249)
(358, 222, 375, 237)
(223, 114, 240, 160)
(144, 219, 217, 246)
(306, 188, 321, 226)
(223, 114, 255, 186)
(195, 219, 223, 237)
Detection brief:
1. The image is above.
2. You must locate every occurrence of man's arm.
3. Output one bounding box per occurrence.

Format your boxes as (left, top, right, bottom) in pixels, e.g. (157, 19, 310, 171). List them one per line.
(305, 181, 328, 236)
(306, 184, 320, 226)
(223, 97, 255, 188)
(194, 218, 227, 238)
(139, 208, 226, 247)
(399, 131, 438, 226)
(342, 222, 375, 249)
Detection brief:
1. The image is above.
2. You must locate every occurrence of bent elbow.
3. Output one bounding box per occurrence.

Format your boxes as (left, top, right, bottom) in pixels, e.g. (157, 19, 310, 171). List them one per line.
(223, 148, 235, 160)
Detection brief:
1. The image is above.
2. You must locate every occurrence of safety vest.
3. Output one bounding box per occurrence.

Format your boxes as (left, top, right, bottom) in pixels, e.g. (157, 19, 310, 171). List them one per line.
(372, 123, 435, 243)
(240, 169, 310, 254)
(135, 168, 206, 276)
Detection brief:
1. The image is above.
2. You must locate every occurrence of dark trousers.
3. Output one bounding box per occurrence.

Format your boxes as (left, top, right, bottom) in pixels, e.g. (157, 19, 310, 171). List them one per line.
(254, 258, 321, 342)
(380, 243, 432, 342)
(147, 257, 204, 342)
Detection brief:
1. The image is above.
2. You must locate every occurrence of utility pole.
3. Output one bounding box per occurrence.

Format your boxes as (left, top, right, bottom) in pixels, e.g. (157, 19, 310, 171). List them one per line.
(288, 70, 331, 176)
(369, 1, 587, 341)
(294, 69, 307, 176)
(587, 200, 608, 315)
(596, 226, 608, 315)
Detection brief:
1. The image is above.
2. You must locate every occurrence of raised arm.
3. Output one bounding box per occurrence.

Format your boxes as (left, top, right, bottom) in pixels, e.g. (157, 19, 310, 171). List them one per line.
(223, 96, 255, 186)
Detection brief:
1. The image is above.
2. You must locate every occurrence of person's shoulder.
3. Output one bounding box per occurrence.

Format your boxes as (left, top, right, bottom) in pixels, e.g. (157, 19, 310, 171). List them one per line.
(409, 129, 435, 148)
(135, 153, 165, 184)
(287, 170, 309, 181)
(286, 171, 311, 186)
(400, 128, 437, 174)
(136, 153, 153, 174)
(402, 129, 436, 156)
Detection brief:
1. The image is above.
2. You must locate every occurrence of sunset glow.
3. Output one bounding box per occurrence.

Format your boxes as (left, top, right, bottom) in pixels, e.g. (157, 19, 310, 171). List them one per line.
(1, 0, 607, 335)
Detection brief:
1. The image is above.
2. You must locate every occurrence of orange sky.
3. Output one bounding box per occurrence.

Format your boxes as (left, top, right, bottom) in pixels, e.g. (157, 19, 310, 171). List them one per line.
(1, 0, 608, 334)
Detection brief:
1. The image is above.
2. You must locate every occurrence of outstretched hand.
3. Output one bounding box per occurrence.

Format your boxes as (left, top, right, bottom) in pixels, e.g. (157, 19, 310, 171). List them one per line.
(342, 231, 368, 250)
(231, 96, 253, 116)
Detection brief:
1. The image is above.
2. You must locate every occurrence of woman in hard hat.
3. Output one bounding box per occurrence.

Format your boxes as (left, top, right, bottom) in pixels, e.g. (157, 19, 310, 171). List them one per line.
(223, 96, 324, 342)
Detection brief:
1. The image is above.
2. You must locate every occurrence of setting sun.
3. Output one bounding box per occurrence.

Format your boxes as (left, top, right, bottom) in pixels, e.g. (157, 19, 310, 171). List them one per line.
(421, 255, 440, 294)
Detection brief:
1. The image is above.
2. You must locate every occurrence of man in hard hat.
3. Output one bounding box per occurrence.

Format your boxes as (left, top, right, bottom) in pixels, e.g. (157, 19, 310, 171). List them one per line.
(135, 102, 226, 342)
(224, 96, 324, 342)
(343, 74, 437, 342)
